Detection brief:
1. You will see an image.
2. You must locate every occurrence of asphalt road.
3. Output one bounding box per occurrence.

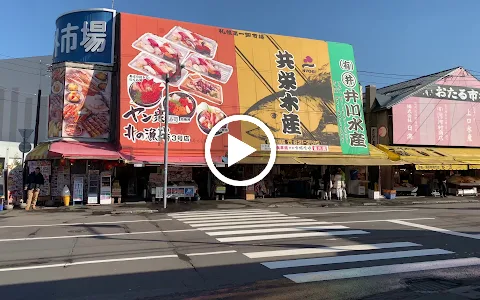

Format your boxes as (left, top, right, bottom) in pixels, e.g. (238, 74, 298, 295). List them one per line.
(0, 203, 480, 300)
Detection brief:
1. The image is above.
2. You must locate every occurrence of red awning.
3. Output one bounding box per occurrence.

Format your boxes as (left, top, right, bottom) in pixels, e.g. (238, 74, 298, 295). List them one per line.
(120, 152, 222, 166)
(50, 141, 121, 160)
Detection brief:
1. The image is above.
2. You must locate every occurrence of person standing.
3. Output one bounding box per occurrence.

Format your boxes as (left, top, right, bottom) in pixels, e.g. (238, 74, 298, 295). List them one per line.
(24, 167, 45, 210)
(322, 169, 332, 200)
(438, 172, 448, 197)
(333, 168, 344, 201)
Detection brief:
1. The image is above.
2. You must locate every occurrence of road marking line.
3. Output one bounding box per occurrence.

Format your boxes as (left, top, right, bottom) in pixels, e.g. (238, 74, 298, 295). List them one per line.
(283, 257, 480, 283)
(168, 209, 266, 216)
(0, 254, 179, 272)
(177, 213, 286, 222)
(0, 219, 172, 229)
(197, 221, 332, 231)
(217, 230, 369, 243)
(0, 249, 239, 272)
(173, 212, 281, 220)
(186, 250, 237, 256)
(262, 249, 453, 269)
(244, 242, 420, 259)
(390, 220, 480, 240)
(186, 216, 301, 225)
(207, 225, 349, 236)
(328, 218, 435, 224)
(291, 209, 418, 215)
(190, 218, 317, 228)
(0, 229, 199, 242)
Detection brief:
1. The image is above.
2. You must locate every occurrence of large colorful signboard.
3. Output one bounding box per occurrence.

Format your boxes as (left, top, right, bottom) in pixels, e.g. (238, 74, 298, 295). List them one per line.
(393, 68, 480, 146)
(48, 66, 112, 140)
(53, 9, 116, 65)
(119, 13, 369, 159)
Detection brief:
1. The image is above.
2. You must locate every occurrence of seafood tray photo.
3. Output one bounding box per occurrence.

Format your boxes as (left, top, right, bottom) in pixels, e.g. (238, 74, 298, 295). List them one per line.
(180, 74, 223, 105)
(128, 52, 188, 87)
(184, 53, 233, 84)
(65, 68, 108, 97)
(161, 92, 197, 123)
(164, 26, 218, 59)
(128, 77, 165, 107)
(132, 33, 190, 64)
(196, 102, 228, 136)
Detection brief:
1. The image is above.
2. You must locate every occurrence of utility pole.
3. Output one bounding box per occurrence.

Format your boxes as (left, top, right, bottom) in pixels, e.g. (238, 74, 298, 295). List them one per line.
(162, 57, 183, 209)
(112, 0, 115, 9)
(33, 60, 43, 147)
(163, 76, 170, 209)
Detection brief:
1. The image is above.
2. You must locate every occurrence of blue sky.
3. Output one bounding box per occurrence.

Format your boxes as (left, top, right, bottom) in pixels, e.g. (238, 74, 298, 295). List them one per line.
(2, 0, 480, 87)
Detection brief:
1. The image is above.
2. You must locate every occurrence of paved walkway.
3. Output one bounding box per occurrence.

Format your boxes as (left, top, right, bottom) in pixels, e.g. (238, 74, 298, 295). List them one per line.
(1, 195, 478, 215)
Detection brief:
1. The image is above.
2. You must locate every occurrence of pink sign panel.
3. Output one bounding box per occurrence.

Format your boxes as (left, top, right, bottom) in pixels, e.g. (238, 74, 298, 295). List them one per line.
(392, 69, 480, 147)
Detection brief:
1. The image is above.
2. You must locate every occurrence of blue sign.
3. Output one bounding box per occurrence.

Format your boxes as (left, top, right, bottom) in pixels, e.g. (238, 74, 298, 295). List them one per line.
(53, 9, 116, 65)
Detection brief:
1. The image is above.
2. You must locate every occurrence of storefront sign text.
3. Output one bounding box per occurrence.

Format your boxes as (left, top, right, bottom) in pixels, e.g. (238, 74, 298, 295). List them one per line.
(53, 9, 116, 65)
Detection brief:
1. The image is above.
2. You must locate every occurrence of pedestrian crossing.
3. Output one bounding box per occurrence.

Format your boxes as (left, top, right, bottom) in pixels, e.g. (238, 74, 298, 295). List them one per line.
(168, 209, 480, 283)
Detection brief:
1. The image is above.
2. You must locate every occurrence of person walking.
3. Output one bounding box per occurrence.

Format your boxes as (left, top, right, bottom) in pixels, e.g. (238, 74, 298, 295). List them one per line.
(24, 167, 45, 210)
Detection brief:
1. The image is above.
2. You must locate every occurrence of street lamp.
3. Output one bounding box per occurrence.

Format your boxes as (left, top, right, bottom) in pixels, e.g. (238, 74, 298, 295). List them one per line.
(162, 57, 183, 209)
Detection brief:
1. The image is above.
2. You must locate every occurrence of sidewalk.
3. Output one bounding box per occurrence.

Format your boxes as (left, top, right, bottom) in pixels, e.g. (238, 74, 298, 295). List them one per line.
(2, 195, 477, 215)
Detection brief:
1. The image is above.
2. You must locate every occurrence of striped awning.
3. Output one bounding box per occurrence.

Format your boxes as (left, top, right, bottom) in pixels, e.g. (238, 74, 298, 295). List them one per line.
(25, 143, 51, 161)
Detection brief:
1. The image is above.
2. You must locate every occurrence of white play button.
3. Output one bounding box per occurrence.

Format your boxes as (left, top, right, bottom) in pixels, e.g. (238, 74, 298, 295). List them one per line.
(227, 134, 256, 167)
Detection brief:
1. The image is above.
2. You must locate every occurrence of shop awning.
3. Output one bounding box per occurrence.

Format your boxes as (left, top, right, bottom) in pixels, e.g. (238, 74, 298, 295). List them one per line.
(376, 145, 468, 170)
(238, 145, 401, 166)
(238, 156, 302, 165)
(295, 157, 405, 166)
(50, 141, 121, 160)
(25, 143, 54, 161)
(119, 153, 222, 166)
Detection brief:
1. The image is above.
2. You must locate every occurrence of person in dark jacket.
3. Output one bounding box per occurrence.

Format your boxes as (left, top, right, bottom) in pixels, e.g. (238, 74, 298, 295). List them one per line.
(24, 167, 45, 210)
(438, 172, 448, 197)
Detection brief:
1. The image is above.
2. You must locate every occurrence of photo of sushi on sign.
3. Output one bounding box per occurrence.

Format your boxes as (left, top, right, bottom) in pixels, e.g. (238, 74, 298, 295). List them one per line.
(184, 53, 233, 84)
(165, 26, 218, 59)
(62, 68, 111, 139)
(196, 102, 228, 136)
(128, 52, 187, 87)
(160, 92, 197, 124)
(132, 33, 190, 64)
(127, 74, 165, 108)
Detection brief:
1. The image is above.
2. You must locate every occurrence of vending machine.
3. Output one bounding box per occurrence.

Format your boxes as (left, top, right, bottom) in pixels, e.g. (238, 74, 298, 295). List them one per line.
(87, 170, 100, 204)
(100, 171, 112, 205)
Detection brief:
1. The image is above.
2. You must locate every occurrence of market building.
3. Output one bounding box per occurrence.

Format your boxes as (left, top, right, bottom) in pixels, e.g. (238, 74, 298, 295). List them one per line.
(17, 8, 400, 206)
(366, 67, 480, 197)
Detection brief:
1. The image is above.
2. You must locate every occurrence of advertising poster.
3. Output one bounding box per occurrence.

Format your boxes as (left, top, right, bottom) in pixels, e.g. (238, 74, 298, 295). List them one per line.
(48, 67, 65, 138)
(62, 67, 112, 139)
(119, 13, 369, 159)
(393, 68, 480, 147)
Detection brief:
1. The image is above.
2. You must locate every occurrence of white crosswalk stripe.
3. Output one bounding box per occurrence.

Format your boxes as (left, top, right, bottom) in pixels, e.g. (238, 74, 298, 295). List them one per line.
(169, 209, 473, 283)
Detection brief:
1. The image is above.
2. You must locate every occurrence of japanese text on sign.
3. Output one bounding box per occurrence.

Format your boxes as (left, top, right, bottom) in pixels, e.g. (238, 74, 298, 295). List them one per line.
(218, 28, 265, 39)
(417, 85, 480, 102)
(466, 107, 476, 143)
(275, 50, 301, 135)
(55, 21, 107, 57)
(53, 9, 115, 65)
(340, 61, 366, 148)
(122, 106, 191, 143)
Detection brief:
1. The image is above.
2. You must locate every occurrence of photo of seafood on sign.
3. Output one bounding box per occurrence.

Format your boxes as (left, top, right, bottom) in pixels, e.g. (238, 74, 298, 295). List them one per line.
(48, 67, 65, 138)
(119, 13, 242, 158)
(62, 68, 111, 139)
